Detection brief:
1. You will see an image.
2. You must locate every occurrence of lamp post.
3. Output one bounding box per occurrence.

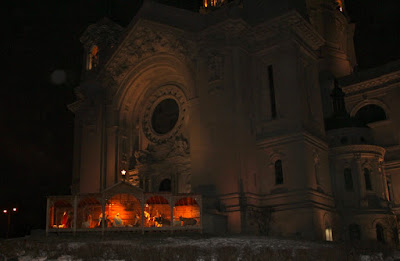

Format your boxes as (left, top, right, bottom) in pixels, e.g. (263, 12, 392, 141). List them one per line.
(3, 207, 17, 238)
(121, 170, 127, 182)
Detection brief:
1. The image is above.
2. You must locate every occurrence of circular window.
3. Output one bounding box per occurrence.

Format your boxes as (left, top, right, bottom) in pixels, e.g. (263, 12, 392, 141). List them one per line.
(151, 99, 179, 135)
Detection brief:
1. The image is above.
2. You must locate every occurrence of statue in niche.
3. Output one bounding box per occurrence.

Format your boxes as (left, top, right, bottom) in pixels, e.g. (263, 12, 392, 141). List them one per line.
(172, 135, 190, 156)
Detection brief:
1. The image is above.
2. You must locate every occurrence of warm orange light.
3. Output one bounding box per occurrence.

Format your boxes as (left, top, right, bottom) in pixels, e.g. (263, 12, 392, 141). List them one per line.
(91, 45, 98, 56)
(336, 0, 343, 12)
(3, 210, 7, 214)
(121, 170, 126, 176)
(204, 0, 207, 8)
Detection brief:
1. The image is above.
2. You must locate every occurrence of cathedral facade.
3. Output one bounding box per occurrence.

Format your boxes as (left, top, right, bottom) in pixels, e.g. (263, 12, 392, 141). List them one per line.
(62, 0, 400, 243)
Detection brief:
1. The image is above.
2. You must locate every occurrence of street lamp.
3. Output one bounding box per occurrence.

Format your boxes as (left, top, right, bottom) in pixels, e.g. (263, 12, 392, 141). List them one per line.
(121, 169, 127, 182)
(2, 207, 17, 238)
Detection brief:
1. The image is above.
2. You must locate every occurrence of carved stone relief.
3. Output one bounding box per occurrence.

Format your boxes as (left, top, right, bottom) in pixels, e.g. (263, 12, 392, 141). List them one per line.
(104, 22, 196, 90)
(141, 85, 187, 144)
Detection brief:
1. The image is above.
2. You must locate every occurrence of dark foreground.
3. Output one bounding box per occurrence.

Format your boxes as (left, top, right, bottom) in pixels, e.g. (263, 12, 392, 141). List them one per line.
(0, 232, 398, 261)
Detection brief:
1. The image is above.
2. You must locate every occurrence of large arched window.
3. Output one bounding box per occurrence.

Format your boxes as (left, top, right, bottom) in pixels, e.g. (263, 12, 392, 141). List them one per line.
(376, 224, 385, 243)
(344, 168, 353, 191)
(275, 160, 283, 185)
(364, 168, 372, 191)
(355, 104, 386, 124)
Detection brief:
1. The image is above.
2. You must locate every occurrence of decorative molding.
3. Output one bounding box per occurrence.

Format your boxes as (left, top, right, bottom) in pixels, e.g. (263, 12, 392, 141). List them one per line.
(330, 145, 385, 158)
(341, 72, 400, 95)
(141, 85, 187, 144)
(80, 18, 124, 49)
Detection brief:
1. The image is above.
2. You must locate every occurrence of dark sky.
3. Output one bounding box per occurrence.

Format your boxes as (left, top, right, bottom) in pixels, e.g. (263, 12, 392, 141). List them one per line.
(1, 0, 400, 237)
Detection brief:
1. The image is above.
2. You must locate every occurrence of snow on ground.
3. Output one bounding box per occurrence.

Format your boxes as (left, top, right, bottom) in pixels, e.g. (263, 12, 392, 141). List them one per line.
(0, 235, 397, 261)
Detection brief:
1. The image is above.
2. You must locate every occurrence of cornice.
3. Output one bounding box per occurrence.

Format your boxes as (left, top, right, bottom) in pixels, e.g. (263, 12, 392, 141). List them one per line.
(257, 131, 328, 151)
(330, 144, 385, 157)
(341, 72, 400, 95)
(385, 160, 400, 171)
(263, 11, 325, 51)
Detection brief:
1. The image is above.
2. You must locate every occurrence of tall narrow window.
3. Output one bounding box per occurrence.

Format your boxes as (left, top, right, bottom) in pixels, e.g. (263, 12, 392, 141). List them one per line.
(364, 168, 372, 191)
(325, 228, 333, 241)
(87, 45, 99, 70)
(275, 160, 283, 185)
(268, 65, 277, 119)
(387, 182, 392, 201)
(344, 168, 353, 191)
(376, 224, 385, 243)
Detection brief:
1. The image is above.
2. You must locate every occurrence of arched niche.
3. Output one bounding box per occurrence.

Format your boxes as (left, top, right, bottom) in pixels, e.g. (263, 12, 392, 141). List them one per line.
(173, 197, 200, 227)
(144, 195, 171, 227)
(76, 196, 102, 229)
(355, 104, 387, 124)
(350, 100, 390, 123)
(49, 199, 73, 229)
(105, 194, 141, 228)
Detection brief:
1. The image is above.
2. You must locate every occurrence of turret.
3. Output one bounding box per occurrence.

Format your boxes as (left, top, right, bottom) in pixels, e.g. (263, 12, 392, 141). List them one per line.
(306, 0, 357, 77)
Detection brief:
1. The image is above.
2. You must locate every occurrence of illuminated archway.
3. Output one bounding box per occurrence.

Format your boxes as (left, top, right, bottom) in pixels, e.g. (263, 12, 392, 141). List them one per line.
(173, 197, 200, 227)
(49, 200, 73, 229)
(145, 196, 171, 227)
(106, 194, 141, 228)
(77, 197, 101, 229)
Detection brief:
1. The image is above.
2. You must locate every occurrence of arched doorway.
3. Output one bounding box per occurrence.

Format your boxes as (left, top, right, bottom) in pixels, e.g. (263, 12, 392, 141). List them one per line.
(77, 197, 101, 229)
(49, 200, 73, 229)
(376, 224, 385, 243)
(145, 196, 171, 227)
(173, 197, 200, 227)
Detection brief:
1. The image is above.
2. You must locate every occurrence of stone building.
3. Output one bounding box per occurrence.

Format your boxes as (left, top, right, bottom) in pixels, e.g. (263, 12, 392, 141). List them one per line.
(51, 0, 400, 243)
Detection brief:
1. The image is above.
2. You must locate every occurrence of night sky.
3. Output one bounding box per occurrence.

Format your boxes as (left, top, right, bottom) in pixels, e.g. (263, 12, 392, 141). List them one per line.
(1, 0, 400, 238)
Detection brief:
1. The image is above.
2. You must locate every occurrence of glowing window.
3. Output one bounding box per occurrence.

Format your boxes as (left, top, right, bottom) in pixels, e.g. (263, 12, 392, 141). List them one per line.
(336, 0, 343, 12)
(87, 45, 99, 70)
(325, 228, 333, 241)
